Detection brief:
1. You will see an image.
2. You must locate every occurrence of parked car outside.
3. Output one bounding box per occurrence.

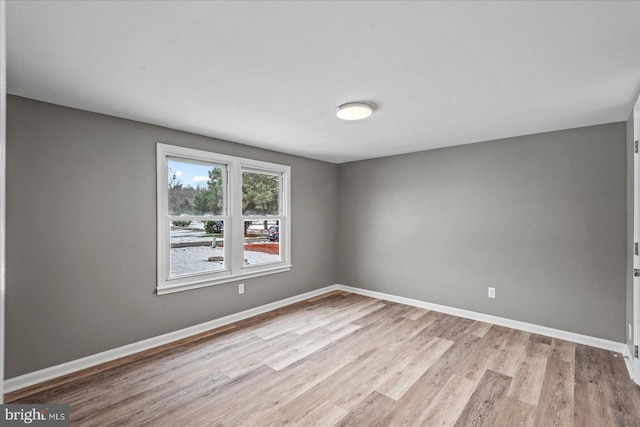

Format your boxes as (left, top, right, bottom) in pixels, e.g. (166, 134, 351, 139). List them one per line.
(266, 226, 279, 242)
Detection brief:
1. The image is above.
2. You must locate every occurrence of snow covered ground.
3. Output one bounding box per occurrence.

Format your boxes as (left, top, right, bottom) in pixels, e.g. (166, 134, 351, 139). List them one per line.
(171, 223, 214, 245)
(170, 245, 281, 277)
(169, 221, 280, 277)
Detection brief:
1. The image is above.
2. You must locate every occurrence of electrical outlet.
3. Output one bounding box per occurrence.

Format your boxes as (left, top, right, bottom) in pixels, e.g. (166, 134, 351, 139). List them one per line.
(238, 283, 245, 294)
(488, 287, 496, 299)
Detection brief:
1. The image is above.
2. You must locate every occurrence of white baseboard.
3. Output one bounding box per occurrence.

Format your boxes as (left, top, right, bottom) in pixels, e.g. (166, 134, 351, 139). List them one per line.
(4, 285, 339, 393)
(623, 343, 639, 384)
(5, 283, 636, 393)
(622, 346, 637, 382)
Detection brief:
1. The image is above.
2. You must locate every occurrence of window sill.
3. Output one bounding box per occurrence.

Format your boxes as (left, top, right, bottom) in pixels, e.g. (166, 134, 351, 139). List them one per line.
(156, 264, 293, 295)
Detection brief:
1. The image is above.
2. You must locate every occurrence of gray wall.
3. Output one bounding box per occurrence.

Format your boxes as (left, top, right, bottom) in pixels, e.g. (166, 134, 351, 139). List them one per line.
(627, 112, 636, 355)
(338, 123, 627, 342)
(6, 96, 338, 378)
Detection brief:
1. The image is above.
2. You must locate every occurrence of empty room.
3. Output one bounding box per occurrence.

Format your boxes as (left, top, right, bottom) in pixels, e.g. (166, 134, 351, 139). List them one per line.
(0, 0, 640, 426)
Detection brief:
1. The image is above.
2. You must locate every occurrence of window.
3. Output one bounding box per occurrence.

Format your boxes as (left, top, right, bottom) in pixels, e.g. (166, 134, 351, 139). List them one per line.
(157, 144, 291, 295)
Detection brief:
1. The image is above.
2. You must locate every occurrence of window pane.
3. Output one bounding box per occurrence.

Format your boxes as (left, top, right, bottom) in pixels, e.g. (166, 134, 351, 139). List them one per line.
(170, 220, 225, 277)
(243, 220, 280, 266)
(242, 171, 279, 216)
(168, 159, 224, 216)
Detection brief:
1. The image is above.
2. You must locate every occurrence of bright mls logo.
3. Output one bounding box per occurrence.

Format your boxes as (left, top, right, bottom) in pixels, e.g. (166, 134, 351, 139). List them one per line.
(1, 405, 68, 426)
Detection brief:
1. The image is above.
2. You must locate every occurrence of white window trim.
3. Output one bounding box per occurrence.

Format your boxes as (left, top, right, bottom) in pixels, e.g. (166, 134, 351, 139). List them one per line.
(156, 143, 291, 295)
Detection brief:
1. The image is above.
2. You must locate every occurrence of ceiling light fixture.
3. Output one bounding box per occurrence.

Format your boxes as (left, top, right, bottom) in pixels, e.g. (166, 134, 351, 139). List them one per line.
(336, 102, 374, 121)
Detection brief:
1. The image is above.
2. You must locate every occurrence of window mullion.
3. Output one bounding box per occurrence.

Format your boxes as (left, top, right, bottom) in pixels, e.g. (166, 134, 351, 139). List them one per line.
(230, 160, 244, 274)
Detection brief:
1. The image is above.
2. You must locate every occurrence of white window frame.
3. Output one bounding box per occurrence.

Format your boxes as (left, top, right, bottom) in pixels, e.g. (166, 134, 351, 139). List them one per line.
(156, 143, 291, 295)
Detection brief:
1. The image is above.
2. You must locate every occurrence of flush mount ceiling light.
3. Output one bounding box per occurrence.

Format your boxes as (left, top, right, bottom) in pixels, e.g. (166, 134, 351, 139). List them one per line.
(335, 102, 374, 121)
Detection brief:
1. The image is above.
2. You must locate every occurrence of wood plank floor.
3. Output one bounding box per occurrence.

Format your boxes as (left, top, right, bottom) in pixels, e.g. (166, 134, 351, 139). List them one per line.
(7, 291, 640, 426)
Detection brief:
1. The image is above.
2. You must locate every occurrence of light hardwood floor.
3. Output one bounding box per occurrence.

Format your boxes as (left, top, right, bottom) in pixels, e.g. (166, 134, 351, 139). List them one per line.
(6, 291, 640, 426)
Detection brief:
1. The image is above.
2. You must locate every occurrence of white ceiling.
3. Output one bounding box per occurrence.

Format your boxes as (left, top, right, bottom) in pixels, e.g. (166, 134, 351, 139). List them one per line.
(6, 1, 640, 163)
